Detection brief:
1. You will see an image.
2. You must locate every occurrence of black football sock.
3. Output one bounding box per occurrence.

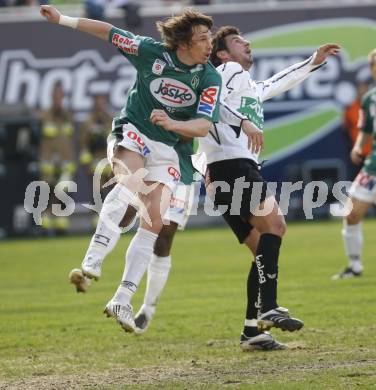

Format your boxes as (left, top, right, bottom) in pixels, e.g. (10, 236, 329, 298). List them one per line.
(255, 233, 281, 313)
(243, 261, 261, 337)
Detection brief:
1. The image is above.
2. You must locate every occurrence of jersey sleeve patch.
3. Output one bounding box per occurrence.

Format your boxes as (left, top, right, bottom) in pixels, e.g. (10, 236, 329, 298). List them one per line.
(111, 32, 140, 56)
(197, 86, 220, 117)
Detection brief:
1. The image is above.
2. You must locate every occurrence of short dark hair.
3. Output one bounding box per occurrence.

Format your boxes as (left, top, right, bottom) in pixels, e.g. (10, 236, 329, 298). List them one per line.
(210, 25, 240, 67)
(156, 9, 213, 51)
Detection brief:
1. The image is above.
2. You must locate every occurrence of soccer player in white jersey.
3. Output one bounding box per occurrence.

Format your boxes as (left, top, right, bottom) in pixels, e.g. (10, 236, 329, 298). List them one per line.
(195, 26, 340, 350)
(116, 26, 340, 350)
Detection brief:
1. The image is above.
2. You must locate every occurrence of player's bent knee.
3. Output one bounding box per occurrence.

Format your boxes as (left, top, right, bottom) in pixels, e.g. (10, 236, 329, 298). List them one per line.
(270, 219, 286, 237)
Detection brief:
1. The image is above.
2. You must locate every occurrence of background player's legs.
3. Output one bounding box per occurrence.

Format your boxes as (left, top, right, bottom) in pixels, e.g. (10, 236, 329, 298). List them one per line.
(334, 197, 372, 279)
(249, 197, 303, 332)
(134, 222, 178, 334)
(249, 197, 286, 314)
(220, 213, 285, 350)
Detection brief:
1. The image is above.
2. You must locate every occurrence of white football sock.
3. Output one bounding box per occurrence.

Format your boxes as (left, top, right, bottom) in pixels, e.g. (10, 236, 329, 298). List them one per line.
(113, 228, 158, 305)
(141, 255, 172, 318)
(342, 221, 363, 272)
(83, 184, 136, 265)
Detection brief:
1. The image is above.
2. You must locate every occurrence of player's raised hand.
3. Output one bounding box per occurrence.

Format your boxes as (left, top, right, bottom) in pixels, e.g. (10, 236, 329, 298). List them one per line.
(40, 5, 61, 24)
(312, 43, 341, 65)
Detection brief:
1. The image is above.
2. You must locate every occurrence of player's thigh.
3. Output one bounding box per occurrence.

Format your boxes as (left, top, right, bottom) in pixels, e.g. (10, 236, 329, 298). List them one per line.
(112, 146, 144, 179)
(249, 196, 286, 237)
(346, 197, 372, 225)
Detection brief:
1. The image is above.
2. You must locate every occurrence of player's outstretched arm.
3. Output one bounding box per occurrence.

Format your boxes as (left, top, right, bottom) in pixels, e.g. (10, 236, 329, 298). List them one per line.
(260, 43, 341, 102)
(40, 5, 112, 41)
(312, 43, 341, 66)
(150, 109, 211, 138)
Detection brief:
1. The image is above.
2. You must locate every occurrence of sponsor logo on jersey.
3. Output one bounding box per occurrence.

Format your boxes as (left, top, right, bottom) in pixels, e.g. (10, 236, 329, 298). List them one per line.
(150, 78, 196, 108)
(238, 96, 264, 130)
(152, 59, 166, 76)
(197, 86, 219, 117)
(168, 166, 181, 181)
(127, 130, 150, 156)
(112, 33, 139, 55)
(191, 74, 199, 88)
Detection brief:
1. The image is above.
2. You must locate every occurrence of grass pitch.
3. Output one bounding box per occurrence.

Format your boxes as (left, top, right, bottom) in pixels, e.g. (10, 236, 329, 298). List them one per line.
(1, 220, 376, 389)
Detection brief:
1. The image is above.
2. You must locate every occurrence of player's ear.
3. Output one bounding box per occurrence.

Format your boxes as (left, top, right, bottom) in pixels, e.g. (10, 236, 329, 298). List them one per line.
(216, 49, 229, 62)
(178, 41, 190, 50)
(217, 50, 230, 62)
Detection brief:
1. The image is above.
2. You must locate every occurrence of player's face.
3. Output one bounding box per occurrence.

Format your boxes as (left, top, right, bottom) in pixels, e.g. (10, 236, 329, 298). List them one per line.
(224, 34, 253, 70)
(186, 25, 213, 64)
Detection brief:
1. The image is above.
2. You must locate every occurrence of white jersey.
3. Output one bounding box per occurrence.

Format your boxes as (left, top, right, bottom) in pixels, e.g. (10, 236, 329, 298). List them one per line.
(192, 54, 324, 174)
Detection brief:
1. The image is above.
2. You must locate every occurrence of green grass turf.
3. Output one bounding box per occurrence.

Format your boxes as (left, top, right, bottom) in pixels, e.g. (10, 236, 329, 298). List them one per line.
(1, 220, 376, 388)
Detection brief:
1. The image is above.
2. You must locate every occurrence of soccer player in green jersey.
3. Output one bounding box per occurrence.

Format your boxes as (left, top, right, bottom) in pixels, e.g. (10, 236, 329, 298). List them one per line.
(69, 140, 197, 337)
(333, 48, 376, 280)
(40, 5, 221, 332)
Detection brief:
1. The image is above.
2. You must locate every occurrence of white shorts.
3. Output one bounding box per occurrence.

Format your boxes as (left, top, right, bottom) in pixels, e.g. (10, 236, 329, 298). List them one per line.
(164, 183, 194, 230)
(349, 170, 376, 204)
(107, 122, 181, 191)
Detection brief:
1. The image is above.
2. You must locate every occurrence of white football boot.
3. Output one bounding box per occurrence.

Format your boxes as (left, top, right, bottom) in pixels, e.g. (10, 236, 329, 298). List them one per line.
(104, 300, 136, 333)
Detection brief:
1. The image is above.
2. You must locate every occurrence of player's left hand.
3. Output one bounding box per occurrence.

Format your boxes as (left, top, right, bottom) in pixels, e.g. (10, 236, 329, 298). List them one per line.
(242, 120, 264, 153)
(150, 109, 177, 132)
(312, 43, 341, 65)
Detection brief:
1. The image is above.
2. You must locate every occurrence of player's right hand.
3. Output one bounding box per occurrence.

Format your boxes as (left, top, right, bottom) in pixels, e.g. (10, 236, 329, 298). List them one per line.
(350, 147, 364, 165)
(40, 5, 61, 24)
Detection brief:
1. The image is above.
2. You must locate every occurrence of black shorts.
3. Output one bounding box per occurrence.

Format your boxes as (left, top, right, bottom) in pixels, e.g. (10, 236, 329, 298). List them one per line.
(207, 158, 269, 244)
